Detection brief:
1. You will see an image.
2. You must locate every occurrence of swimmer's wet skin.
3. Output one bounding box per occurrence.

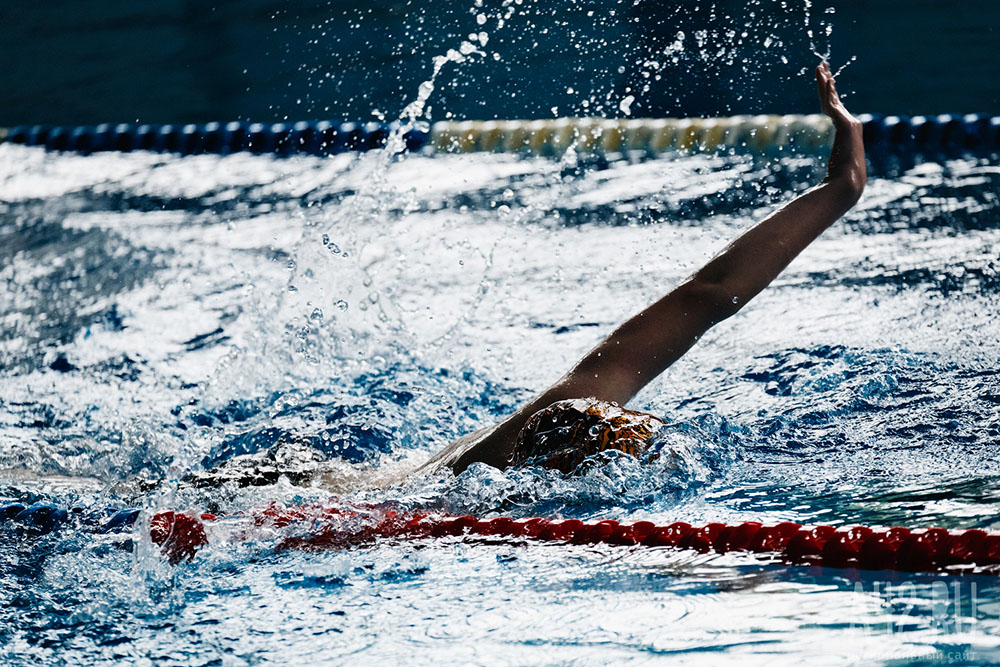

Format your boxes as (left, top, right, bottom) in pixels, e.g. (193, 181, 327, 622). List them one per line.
(422, 62, 866, 475)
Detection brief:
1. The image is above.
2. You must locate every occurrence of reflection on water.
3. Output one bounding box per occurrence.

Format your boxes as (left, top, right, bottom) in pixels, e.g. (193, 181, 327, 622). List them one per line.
(2, 143, 1000, 664)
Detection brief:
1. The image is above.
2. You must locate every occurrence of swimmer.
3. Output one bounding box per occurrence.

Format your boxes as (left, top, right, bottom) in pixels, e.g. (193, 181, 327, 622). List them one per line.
(421, 62, 865, 475)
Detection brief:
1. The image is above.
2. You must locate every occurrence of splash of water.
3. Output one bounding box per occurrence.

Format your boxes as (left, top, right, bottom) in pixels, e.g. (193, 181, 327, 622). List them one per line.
(833, 54, 858, 78)
(803, 0, 832, 61)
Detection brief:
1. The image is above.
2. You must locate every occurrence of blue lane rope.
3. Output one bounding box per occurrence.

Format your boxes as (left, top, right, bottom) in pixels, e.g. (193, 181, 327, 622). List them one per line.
(0, 120, 428, 157)
(0, 114, 996, 158)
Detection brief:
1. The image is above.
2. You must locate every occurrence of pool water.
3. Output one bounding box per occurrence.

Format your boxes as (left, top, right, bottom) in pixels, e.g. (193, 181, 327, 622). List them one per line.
(2, 140, 1000, 665)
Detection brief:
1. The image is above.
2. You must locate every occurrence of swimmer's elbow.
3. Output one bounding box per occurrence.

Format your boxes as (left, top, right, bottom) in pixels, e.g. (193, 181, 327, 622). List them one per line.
(826, 165, 866, 207)
(848, 171, 867, 204)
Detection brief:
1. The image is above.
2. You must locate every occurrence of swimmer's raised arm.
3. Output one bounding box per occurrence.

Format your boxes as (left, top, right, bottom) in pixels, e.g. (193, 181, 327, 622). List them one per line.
(561, 62, 866, 404)
(426, 63, 865, 473)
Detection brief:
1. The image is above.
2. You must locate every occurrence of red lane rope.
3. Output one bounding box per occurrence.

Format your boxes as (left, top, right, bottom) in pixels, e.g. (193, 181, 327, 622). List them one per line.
(149, 506, 1000, 573)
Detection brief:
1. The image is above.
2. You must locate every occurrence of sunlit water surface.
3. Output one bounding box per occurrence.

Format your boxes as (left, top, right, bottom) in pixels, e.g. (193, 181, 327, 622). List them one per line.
(2, 142, 1000, 665)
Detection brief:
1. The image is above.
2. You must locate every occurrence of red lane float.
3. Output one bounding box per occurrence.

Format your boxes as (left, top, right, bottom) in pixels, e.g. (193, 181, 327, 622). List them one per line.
(148, 505, 1000, 573)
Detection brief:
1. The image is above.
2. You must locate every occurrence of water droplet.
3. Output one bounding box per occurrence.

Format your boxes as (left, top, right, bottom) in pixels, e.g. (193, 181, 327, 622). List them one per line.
(310, 308, 324, 322)
(619, 95, 635, 116)
(336, 300, 348, 311)
(732, 296, 739, 304)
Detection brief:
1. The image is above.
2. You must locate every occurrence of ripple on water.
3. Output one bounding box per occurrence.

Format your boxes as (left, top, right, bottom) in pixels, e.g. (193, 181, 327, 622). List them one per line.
(2, 146, 1000, 662)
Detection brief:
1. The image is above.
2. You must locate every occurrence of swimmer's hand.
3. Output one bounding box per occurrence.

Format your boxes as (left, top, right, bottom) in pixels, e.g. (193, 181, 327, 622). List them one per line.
(816, 62, 866, 195)
(816, 61, 855, 128)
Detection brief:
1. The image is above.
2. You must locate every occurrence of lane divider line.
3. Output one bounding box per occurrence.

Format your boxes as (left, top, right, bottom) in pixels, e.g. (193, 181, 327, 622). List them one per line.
(4, 501, 996, 573)
(1, 114, 996, 157)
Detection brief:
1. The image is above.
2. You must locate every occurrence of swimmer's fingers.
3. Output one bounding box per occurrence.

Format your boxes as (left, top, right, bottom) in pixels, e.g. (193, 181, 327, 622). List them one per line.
(815, 63, 828, 111)
(816, 62, 857, 129)
(815, 63, 837, 115)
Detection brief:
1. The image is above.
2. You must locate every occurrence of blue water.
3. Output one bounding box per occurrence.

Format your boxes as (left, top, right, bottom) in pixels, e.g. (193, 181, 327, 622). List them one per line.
(2, 140, 1000, 664)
